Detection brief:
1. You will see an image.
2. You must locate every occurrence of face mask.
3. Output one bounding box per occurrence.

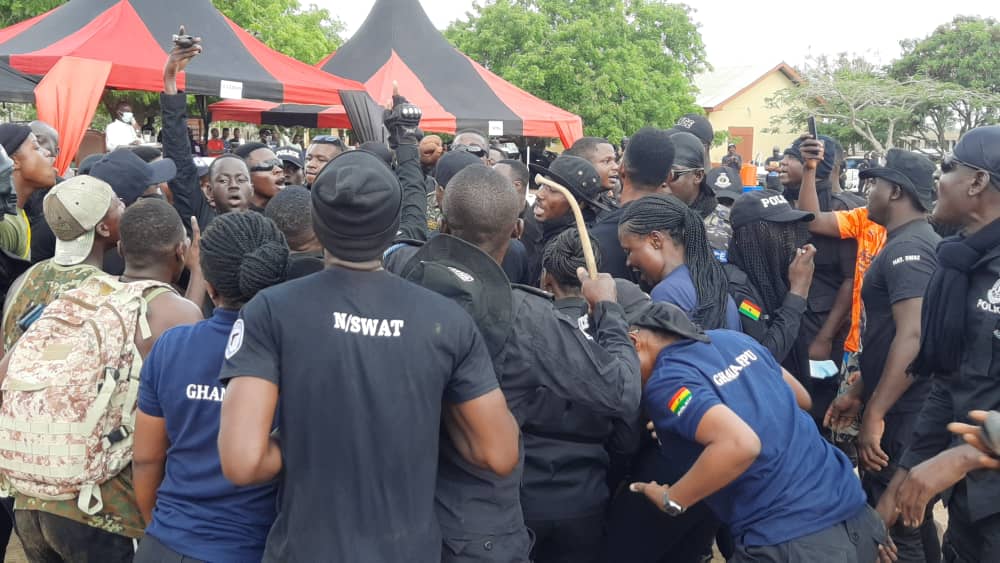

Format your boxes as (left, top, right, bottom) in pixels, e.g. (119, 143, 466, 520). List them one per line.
(121, 112, 134, 124)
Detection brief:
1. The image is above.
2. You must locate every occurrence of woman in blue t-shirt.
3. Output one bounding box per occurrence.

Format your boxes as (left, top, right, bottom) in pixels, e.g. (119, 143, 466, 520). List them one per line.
(626, 302, 895, 563)
(133, 212, 290, 563)
(618, 194, 741, 330)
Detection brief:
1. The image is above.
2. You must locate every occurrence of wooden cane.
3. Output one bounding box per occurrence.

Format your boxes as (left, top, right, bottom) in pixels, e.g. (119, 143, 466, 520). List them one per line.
(534, 174, 599, 280)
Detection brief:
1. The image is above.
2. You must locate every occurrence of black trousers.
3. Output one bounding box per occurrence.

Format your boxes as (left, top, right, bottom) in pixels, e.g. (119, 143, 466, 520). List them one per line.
(603, 444, 718, 563)
(731, 505, 887, 563)
(941, 482, 1000, 563)
(14, 509, 135, 563)
(134, 534, 205, 563)
(862, 411, 941, 563)
(527, 513, 604, 563)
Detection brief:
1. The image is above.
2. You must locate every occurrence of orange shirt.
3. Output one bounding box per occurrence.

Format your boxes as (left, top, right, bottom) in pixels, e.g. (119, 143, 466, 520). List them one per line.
(835, 208, 887, 353)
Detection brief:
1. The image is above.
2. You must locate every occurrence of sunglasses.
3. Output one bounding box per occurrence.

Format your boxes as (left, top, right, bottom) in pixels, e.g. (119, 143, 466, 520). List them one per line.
(248, 158, 283, 173)
(672, 167, 703, 179)
(453, 144, 487, 158)
(942, 153, 999, 187)
(312, 135, 345, 147)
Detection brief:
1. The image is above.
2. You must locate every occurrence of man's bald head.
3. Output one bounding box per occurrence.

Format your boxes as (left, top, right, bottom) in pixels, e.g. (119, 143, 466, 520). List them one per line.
(30, 120, 59, 161)
(453, 131, 488, 150)
(442, 165, 522, 259)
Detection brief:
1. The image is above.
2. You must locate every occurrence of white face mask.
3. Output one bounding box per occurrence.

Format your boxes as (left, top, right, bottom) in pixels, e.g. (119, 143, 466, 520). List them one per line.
(121, 112, 134, 124)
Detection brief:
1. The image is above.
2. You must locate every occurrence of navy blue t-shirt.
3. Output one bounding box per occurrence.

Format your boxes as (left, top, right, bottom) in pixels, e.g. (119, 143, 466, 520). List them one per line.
(138, 308, 277, 563)
(218, 267, 499, 562)
(650, 264, 742, 331)
(644, 330, 866, 547)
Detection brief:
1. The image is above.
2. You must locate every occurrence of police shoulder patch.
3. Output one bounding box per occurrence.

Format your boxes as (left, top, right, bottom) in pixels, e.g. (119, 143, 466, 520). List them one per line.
(225, 319, 245, 360)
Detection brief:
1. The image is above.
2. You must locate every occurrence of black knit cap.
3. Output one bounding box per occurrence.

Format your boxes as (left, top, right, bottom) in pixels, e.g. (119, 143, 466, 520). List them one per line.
(0, 123, 32, 156)
(860, 149, 936, 211)
(311, 150, 402, 262)
(629, 301, 711, 343)
(952, 125, 1000, 184)
(435, 150, 481, 189)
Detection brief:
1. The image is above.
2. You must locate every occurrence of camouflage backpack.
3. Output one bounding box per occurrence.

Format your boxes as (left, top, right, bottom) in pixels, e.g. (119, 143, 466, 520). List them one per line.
(0, 276, 174, 514)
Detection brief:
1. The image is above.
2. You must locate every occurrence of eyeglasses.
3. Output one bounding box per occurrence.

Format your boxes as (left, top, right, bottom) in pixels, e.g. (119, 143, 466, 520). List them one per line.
(248, 158, 283, 173)
(312, 135, 345, 147)
(942, 153, 999, 187)
(453, 144, 487, 158)
(672, 168, 703, 179)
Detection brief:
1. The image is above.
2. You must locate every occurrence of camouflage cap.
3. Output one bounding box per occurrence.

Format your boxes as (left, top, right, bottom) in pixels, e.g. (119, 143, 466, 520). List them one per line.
(43, 175, 116, 266)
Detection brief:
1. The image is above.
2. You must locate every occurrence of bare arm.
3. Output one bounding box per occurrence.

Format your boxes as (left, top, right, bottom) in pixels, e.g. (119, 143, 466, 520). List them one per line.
(782, 367, 813, 411)
(810, 275, 854, 360)
(219, 376, 282, 486)
(443, 388, 520, 477)
(858, 298, 923, 471)
(133, 411, 169, 524)
(137, 293, 203, 358)
(864, 298, 923, 424)
(632, 404, 761, 509)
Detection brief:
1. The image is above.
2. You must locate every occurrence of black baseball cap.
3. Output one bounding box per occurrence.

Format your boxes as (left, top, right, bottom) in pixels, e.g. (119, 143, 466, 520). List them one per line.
(673, 114, 714, 147)
(531, 154, 610, 212)
(951, 125, 1000, 186)
(629, 301, 711, 343)
(90, 148, 176, 205)
(311, 150, 401, 262)
(730, 189, 815, 229)
(707, 166, 743, 205)
(859, 149, 936, 211)
(435, 150, 481, 189)
(275, 146, 304, 169)
(400, 234, 513, 359)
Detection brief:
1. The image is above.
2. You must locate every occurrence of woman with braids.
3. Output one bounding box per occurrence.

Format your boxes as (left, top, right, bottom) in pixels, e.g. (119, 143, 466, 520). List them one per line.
(609, 194, 738, 563)
(132, 212, 289, 563)
(618, 193, 740, 331)
(725, 190, 817, 390)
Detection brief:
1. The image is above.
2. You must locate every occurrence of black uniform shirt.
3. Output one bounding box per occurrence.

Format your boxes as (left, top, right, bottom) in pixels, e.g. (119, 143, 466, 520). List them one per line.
(220, 267, 498, 562)
(859, 219, 939, 414)
(901, 243, 1000, 522)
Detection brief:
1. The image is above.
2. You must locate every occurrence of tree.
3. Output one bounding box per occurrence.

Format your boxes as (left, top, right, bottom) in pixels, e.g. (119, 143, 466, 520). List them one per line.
(0, 0, 343, 65)
(768, 54, 977, 154)
(892, 16, 1000, 139)
(445, 0, 708, 141)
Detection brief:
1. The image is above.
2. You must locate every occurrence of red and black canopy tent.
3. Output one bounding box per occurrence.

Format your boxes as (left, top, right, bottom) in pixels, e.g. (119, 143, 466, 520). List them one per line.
(209, 0, 584, 148)
(0, 61, 37, 104)
(0, 0, 368, 172)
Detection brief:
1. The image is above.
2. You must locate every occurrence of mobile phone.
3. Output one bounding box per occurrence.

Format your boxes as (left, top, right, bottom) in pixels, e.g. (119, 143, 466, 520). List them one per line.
(981, 410, 1000, 457)
(807, 116, 818, 139)
(173, 25, 195, 48)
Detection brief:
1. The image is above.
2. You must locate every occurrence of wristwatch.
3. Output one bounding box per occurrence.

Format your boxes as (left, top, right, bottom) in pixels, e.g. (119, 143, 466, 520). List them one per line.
(662, 490, 686, 516)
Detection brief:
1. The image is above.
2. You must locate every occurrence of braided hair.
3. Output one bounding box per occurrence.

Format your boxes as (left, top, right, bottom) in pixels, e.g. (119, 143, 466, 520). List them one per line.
(541, 228, 603, 290)
(199, 212, 290, 308)
(729, 220, 810, 314)
(619, 194, 730, 330)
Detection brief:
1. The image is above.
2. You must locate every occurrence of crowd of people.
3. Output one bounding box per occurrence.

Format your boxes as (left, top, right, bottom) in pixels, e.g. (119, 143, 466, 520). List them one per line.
(0, 33, 996, 563)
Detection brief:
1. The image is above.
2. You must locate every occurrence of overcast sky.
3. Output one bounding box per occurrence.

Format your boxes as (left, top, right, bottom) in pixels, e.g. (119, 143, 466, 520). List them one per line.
(314, 0, 1000, 68)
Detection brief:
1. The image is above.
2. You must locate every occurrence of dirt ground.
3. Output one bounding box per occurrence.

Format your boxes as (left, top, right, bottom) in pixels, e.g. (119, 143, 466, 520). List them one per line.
(2, 503, 949, 562)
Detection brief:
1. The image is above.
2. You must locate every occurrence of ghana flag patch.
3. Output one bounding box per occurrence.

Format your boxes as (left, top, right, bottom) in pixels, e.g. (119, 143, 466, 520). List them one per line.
(668, 387, 692, 416)
(738, 299, 762, 321)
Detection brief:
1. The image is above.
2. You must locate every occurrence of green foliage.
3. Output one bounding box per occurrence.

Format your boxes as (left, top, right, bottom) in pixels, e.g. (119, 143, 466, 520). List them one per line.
(0, 0, 63, 28)
(445, 0, 708, 141)
(214, 0, 344, 65)
(767, 54, 984, 154)
(891, 16, 1000, 137)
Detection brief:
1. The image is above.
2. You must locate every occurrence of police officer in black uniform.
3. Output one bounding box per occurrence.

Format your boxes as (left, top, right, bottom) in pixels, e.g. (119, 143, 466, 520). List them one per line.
(883, 125, 1000, 562)
(383, 98, 641, 561)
